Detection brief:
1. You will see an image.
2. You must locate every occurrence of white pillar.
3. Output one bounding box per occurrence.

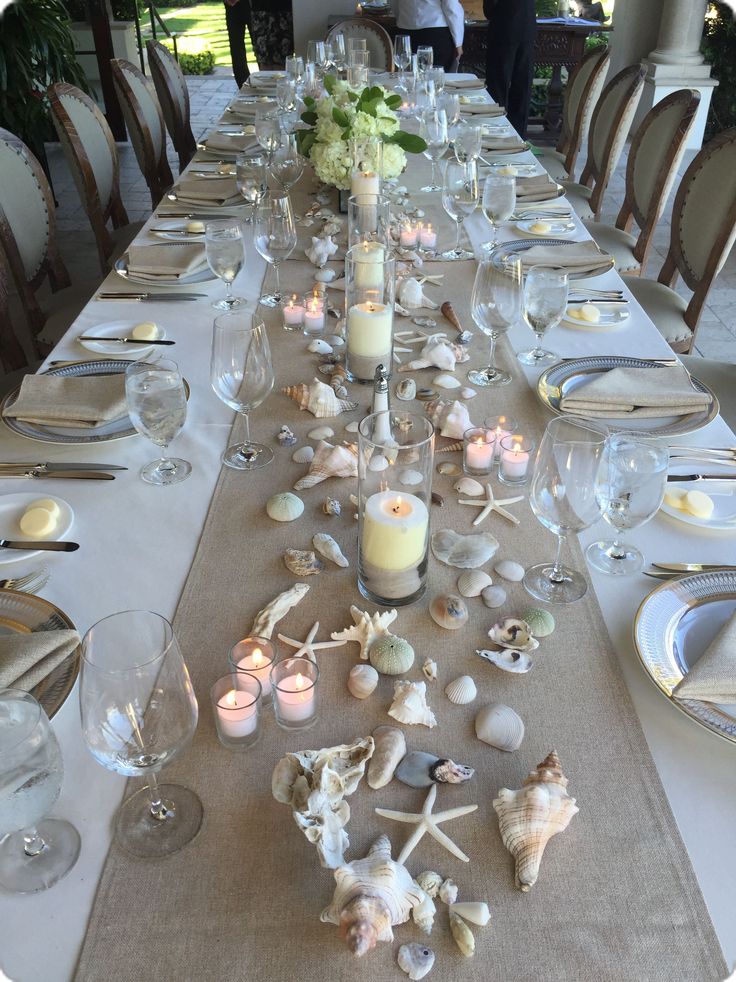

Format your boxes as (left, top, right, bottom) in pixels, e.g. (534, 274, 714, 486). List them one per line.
(648, 0, 708, 65)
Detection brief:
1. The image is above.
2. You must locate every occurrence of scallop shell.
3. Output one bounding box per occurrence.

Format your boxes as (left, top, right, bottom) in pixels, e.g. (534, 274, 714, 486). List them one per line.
(388, 680, 437, 728)
(416, 871, 443, 898)
(488, 618, 539, 652)
(266, 492, 304, 522)
(481, 585, 506, 608)
(322, 496, 341, 516)
(369, 634, 415, 676)
(457, 570, 492, 598)
(292, 446, 314, 464)
(398, 942, 435, 980)
(345, 420, 360, 434)
(367, 725, 406, 789)
(309, 426, 334, 440)
(282, 378, 358, 418)
(313, 532, 349, 568)
(283, 549, 324, 576)
(520, 607, 555, 638)
(449, 911, 475, 957)
(293, 441, 358, 491)
(494, 559, 525, 582)
(399, 468, 423, 487)
(305, 234, 338, 267)
(450, 902, 491, 927)
(433, 373, 462, 390)
(429, 593, 468, 630)
(308, 338, 333, 353)
(396, 378, 416, 401)
(436, 462, 461, 477)
(475, 703, 525, 751)
(347, 663, 379, 699)
(421, 657, 437, 682)
(444, 675, 477, 705)
(476, 648, 533, 674)
(454, 477, 484, 497)
(439, 878, 458, 905)
(431, 529, 499, 569)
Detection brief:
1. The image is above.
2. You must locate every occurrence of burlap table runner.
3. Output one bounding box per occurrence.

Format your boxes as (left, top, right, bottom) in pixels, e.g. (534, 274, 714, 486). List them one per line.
(75, 169, 726, 982)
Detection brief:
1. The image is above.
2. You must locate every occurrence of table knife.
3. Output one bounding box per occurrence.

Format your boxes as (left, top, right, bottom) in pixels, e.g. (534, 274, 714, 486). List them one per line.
(154, 212, 236, 220)
(0, 462, 126, 471)
(97, 293, 205, 302)
(666, 473, 736, 482)
(652, 563, 736, 572)
(0, 470, 116, 480)
(0, 539, 79, 551)
(78, 336, 175, 345)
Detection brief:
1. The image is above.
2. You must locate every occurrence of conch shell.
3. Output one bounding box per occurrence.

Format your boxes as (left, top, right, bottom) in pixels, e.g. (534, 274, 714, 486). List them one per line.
(388, 680, 437, 728)
(293, 440, 358, 491)
(320, 835, 436, 956)
(426, 398, 474, 440)
(305, 234, 338, 267)
(398, 277, 439, 310)
(398, 335, 469, 373)
(493, 750, 579, 891)
(282, 378, 358, 418)
(331, 605, 398, 660)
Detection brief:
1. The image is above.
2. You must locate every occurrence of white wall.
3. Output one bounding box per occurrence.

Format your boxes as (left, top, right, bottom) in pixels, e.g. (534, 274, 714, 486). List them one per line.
(293, 0, 359, 56)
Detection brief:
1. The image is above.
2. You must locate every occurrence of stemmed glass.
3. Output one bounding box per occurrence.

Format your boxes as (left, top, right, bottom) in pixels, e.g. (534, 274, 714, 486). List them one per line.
(417, 45, 434, 75)
(394, 34, 411, 85)
(306, 40, 326, 73)
(482, 172, 516, 250)
(80, 610, 201, 859)
(205, 219, 245, 309)
(586, 433, 668, 575)
(0, 689, 80, 892)
(454, 121, 483, 163)
(467, 257, 522, 387)
(332, 33, 347, 75)
(427, 66, 445, 94)
(126, 358, 191, 486)
(253, 192, 297, 307)
(517, 266, 568, 366)
(255, 105, 281, 163)
(419, 108, 448, 192)
(439, 92, 460, 130)
(441, 159, 478, 260)
(210, 312, 275, 470)
(276, 77, 297, 112)
(524, 416, 609, 604)
(236, 152, 267, 224)
(270, 132, 305, 191)
(285, 55, 304, 84)
(415, 78, 436, 113)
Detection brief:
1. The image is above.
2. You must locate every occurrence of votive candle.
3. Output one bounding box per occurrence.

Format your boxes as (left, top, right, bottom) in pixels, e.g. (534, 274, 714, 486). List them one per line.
(229, 636, 275, 703)
(463, 427, 495, 475)
(271, 657, 319, 730)
(485, 414, 519, 461)
(210, 674, 262, 749)
(303, 292, 326, 335)
(399, 223, 418, 248)
(419, 223, 437, 250)
(499, 434, 534, 485)
(283, 294, 305, 331)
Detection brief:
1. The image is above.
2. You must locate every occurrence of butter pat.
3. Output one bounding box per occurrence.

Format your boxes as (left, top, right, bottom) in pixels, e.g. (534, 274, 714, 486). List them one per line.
(663, 487, 688, 510)
(684, 489, 714, 519)
(186, 220, 205, 233)
(20, 507, 57, 538)
(497, 165, 517, 176)
(131, 321, 160, 341)
(28, 498, 60, 521)
(580, 303, 601, 323)
(529, 221, 551, 234)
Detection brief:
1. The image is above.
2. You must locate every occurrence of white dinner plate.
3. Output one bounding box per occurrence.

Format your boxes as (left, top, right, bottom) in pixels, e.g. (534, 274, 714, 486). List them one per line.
(484, 162, 539, 176)
(515, 219, 576, 237)
(561, 303, 630, 329)
(77, 320, 166, 356)
(0, 493, 74, 564)
(149, 221, 206, 242)
(660, 480, 736, 531)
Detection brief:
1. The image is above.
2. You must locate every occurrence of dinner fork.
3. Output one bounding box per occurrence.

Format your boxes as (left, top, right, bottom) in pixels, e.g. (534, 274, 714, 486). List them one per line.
(0, 566, 50, 593)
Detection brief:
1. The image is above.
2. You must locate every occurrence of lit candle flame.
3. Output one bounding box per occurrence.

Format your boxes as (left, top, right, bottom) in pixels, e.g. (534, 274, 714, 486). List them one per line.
(225, 689, 238, 708)
(513, 442, 522, 454)
(391, 496, 403, 514)
(475, 437, 483, 447)
(252, 647, 263, 667)
(295, 673, 305, 690)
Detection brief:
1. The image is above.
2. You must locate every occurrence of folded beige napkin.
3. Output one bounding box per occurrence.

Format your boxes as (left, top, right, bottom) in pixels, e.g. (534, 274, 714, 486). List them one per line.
(204, 131, 260, 153)
(0, 630, 80, 691)
(3, 374, 128, 428)
(482, 134, 527, 152)
(250, 72, 283, 87)
(446, 79, 487, 90)
(519, 239, 611, 275)
(175, 177, 238, 205)
(461, 103, 506, 117)
(126, 243, 208, 281)
(674, 613, 736, 703)
(516, 173, 560, 200)
(560, 365, 712, 419)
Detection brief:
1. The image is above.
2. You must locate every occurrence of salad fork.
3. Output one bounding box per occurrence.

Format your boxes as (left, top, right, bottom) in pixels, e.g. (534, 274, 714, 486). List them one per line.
(0, 566, 50, 593)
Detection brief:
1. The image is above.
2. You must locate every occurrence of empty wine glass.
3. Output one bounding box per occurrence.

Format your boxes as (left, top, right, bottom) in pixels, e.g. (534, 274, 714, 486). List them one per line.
(524, 416, 608, 604)
(332, 33, 347, 74)
(454, 121, 483, 163)
(0, 689, 80, 892)
(236, 152, 267, 223)
(586, 433, 668, 575)
(306, 39, 326, 72)
(270, 132, 305, 191)
(210, 312, 275, 470)
(417, 45, 433, 75)
(205, 219, 245, 309)
(518, 266, 568, 366)
(80, 610, 201, 859)
(255, 105, 281, 162)
(394, 34, 411, 83)
(467, 257, 522, 387)
(438, 92, 460, 129)
(441, 159, 478, 260)
(276, 77, 297, 112)
(125, 358, 191, 485)
(482, 172, 516, 250)
(254, 192, 297, 307)
(427, 66, 445, 94)
(285, 55, 304, 84)
(323, 41, 336, 74)
(419, 108, 448, 192)
(416, 78, 436, 113)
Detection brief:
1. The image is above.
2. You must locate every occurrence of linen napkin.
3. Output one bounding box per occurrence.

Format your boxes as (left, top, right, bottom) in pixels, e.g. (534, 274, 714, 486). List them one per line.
(0, 630, 80, 691)
(3, 375, 128, 428)
(446, 79, 487, 91)
(674, 613, 736, 703)
(460, 102, 506, 117)
(518, 239, 612, 275)
(560, 365, 712, 419)
(174, 177, 238, 205)
(515, 173, 560, 201)
(482, 134, 527, 152)
(125, 242, 208, 281)
(203, 131, 260, 154)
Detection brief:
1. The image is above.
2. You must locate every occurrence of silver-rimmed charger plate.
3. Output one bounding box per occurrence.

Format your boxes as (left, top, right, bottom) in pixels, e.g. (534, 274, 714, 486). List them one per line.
(633, 571, 736, 745)
(490, 237, 614, 279)
(115, 250, 216, 286)
(537, 356, 719, 438)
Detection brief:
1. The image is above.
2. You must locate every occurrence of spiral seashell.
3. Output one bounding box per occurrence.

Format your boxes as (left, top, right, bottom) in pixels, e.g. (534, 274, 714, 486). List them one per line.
(347, 663, 379, 700)
(266, 492, 304, 522)
(426, 398, 474, 440)
(444, 675, 477, 705)
(312, 532, 349, 568)
(435, 440, 464, 454)
(322, 496, 341, 515)
(457, 570, 492, 598)
(305, 234, 338, 267)
(449, 911, 475, 957)
(369, 634, 415, 676)
(429, 594, 469, 630)
(441, 300, 463, 333)
(282, 378, 358, 418)
(475, 703, 525, 751)
(283, 549, 323, 576)
(388, 680, 436, 728)
(416, 871, 443, 898)
(439, 878, 458, 905)
(421, 657, 437, 682)
(293, 441, 358, 491)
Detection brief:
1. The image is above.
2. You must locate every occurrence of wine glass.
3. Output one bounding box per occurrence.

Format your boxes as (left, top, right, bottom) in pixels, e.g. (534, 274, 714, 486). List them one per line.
(276, 77, 297, 112)
(306, 40, 326, 73)
(454, 121, 482, 163)
(415, 78, 436, 113)
(270, 132, 305, 191)
(0, 689, 80, 892)
(427, 66, 445, 94)
(482, 172, 516, 250)
(417, 45, 434, 75)
(323, 41, 336, 74)
(205, 219, 245, 309)
(255, 105, 281, 162)
(210, 312, 275, 470)
(332, 33, 347, 74)
(438, 92, 460, 129)
(125, 358, 191, 486)
(517, 266, 568, 366)
(236, 152, 267, 224)
(467, 257, 522, 387)
(253, 192, 297, 307)
(285, 55, 304, 84)
(80, 610, 201, 859)
(394, 34, 411, 84)
(419, 108, 448, 192)
(586, 433, 668, 575)
(523, 416, 609, 604)
(441, 159, 478, 260)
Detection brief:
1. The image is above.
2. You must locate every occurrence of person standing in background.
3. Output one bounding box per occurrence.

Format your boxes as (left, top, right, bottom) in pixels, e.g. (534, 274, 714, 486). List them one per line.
(483, 0, 536, 136)
(224, 0, 252, 88)
(250, 0, 294, 71)
(393, 0, 464, 72)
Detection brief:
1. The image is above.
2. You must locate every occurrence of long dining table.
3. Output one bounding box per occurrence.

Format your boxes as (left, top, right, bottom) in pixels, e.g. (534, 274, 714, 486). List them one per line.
(0, 75, 734, 982)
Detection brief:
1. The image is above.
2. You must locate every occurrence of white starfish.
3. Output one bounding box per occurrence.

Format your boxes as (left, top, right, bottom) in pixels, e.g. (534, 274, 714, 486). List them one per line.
(458, 482, 524, 526)
(277, 621, 345, 663)
(375, 784, 478, 864)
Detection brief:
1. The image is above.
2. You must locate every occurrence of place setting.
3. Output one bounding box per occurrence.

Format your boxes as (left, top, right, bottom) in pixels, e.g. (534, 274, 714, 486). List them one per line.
(114, 241, 216, 286)
(76, 319, 172, 355)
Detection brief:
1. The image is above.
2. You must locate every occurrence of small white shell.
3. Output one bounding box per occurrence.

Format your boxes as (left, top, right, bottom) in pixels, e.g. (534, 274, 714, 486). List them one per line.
(450, 902, 491, 927)
(449, 911, 475, 958)
(308, 426, 334, 440)
(433, 373, 462, 390)
(266, 492, 304, 522)
(399, 468, 423, 487)
(397, 942, 435, 981)
(368, 454, 390, 472)
(488, 618, 539, 652)
(314, 268, 337, 283)
(444, 675, 477, 705)
(344, 420, 360, 433)
(476, 647, 533, 674)
(422, 657, 437, 682)
(416, 870, 443, 897)
(307, 338, 332, 353)
(494, 559, 525, 582)
(305, 234, 338, 267)
(457, 570, 492, 598)
(481, 585, 507, 608)
(396, 378, 416, 401)
(454, 477, 484, 496)
(475, 702, 525, 751)
(347, 663, 379, 699)
(327, 335, 345, 348)
(460, 387, 477, 399)
(439, 878, 458, 905)
(291, 446, 314, 464)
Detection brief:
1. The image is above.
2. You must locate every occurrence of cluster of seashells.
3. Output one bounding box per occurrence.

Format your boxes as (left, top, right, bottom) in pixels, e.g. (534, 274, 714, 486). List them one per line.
(477, 610, 556, 675)
(411, 871, 491, 962)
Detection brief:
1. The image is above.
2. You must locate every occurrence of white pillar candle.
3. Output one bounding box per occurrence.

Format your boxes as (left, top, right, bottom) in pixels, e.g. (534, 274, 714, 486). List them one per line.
(236, 645, 273, 696)
(362, 489, 429, 570)
(353, 242, 385, 289)
(351, 170, 380, 198)
(216, 689, 258, 739)
(283, 296, 304, 327)
(466, 436, 494, 471)
(275, 672, 316, 722)
(419, 223, 437, 250)
(347, 301, 393, 358)
(501, 439, 530, 479)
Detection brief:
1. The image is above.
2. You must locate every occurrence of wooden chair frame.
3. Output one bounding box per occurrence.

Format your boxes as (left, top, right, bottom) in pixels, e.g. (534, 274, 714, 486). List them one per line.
(556, 47, 610, 180)
(0, 257, 34, 373)
(146, 40, 196, 173)
(326, 18, 394, 72)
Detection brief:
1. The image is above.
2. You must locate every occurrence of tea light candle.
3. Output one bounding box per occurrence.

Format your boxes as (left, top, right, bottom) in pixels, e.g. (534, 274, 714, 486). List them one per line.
(353, 241, 385, 289)
(347, 300, 392, 358)
(464, 427, 495, 475)
(230, 636, 275, 698)
(499, 434, 533, 484)
(362, 489, 429, 571)
(271, 657, 320, 730)
(303, 293, 326, 334)
(283, 295, 305, 329)
(419, 223, 437, 250)
(275, 672, 314, 721)
(217, 688, 258, 739)
(399, 223, 418, 248)
(485, 414, 518, 461)
(351, 169, 380, 198)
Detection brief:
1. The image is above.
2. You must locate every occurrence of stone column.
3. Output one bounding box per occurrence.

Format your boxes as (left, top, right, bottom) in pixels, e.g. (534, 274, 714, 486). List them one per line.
(648, 0, 708, 66)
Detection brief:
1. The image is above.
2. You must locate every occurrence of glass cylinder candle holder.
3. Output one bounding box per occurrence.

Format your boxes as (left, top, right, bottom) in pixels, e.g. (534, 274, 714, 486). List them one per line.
(350, 137, 383, 199)
(303, 291, 326, 335)
(418, 221, 438, 253)
(271, 657, 319, 730)
(348, 194, 392, 249)
(283, 293, 305, 332)
(358, 411, 434, 606)
(484, 414, 519, 462)
(498, 434, 535, 485)
(463, 427, 496, 476)
(398, 220, 420, 249)
(211, 674, 262, 749)
(228, 636, 275, 706)
(345, 247, 395, 384)
(347, 64, 369, 88)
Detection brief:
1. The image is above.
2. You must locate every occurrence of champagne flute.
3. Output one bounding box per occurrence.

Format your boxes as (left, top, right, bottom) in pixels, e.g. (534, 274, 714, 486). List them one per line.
(0, 689, 80, 892)
(80, 610, 201, 859)
(270, 131, 305, 191)
(467, 257, 522, 386)
(419, 108, 448, 192)
(394, 34, 411, 84)
(125, 358, 191, 485)
(205, 219, 245, 310)
(454, 121, 482, 163)
(518, 265, 568, 365)
(236, 152, 267, 224)
(417, 45, 434, 75)
(210, 312, 275, 470)
(253, 191, 297, 307)
(586, 433, 668, 575)
(482, 172, 516, 250)
(524, 416, 608, 604)
(441, 158, 478, 260)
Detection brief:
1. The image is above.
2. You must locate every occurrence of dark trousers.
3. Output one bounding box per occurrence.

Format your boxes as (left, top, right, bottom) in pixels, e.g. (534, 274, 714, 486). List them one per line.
(406, 26, 455, 72)
(225, 0, 252, 88)
(485, 37, 535, 137)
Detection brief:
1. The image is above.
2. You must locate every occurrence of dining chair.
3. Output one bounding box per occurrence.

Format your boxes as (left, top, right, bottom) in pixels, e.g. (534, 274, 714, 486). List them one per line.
(536, 47, 610, 183)
(48, 82, 143, 277)
(560, 64, 646, 221)
(146, 40, 197, 173)
(110, 58, 174, 208)
(584, 89, 700, 277)
(681, 357, 736, 431)
(627, 127, 736, 354)
(0, 261, 35, 379)
(325, 18, 394, 71)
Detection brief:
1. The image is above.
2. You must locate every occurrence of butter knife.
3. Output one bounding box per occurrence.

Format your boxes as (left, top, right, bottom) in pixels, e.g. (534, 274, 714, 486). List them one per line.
(0, 540, 79, 551)
(0, 462, 127, 471)
(666, 474, 736, 483)
(0, 470, 116, 480)
(652, 563, 736, 572)
(97, 293, 205, 302)
(78, 336, 176, 345)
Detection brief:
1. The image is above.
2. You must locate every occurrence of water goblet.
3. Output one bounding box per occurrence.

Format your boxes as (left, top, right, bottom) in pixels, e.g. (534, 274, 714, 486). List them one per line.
(205, 218, 246, 309)
(125, 358, 191, 485)
(441, 159, 478, 260)
(467, 257, 522, 387)
(481, 172, 516, 250)
(0, 689, 80, 892)
(427, 66, 445, 94)
(306, 39, 326, 73)
(285, 55, 304, 84)
(210, 312, 275, 470)
(253, 191, 297, 307)
(276, 77, 297, 112)
(255, 105, 281, 162)
(80, 610, 202, 859)
(454, 121, 483, 163)
(438, 92, 460, 129)
(235, 152, 267, 224)
(332, 32, 347, 74)
(419, 108, 448, 192)
(415, 78, 436, 113)
(417, 45, 434, 75)
(517, 265, 568, 366)
(270, 132, 305, 191)
(394, 34, 411, 84)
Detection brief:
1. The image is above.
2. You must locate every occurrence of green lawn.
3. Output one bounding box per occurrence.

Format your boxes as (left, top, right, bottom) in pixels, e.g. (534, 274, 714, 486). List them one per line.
(141, 3, 254, 67)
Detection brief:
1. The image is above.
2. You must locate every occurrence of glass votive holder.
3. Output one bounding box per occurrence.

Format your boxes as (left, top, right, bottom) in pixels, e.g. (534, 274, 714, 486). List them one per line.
(283, 293, 305, 332)
(484, 414, 519, 461)
(418, 222, 438, 253)
(211, 674, 262, 749)
(498, 434, 535, 485)
(398, 220, 420, 249)
(303, 292, 326, 336)
(228, 635, 275, 706)
(463, 427, 496, 476)
(348, 64, 369, 88)
(348, 194, 392, 249)
(271, 657, 319, 730)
